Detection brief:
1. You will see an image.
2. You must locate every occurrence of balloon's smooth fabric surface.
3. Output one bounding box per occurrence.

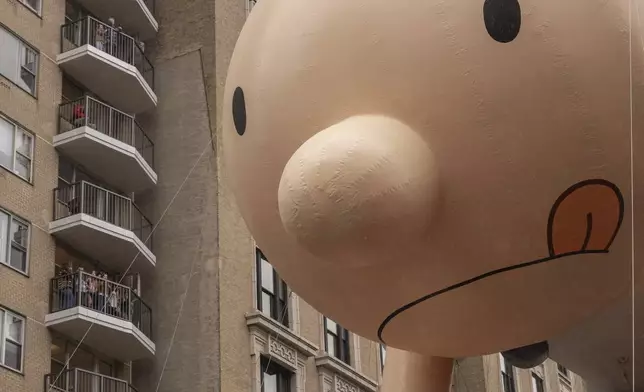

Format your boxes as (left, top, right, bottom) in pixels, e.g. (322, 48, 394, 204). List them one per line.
(222, 0, 644, 389)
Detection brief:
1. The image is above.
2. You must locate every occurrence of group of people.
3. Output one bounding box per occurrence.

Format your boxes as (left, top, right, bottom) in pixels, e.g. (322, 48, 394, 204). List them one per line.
(93, 17, 146, 66)
(54, 264, 139, 322)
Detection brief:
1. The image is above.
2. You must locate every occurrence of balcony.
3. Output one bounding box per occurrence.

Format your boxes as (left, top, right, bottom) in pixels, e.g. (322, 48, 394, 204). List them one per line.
(73, 0, 158, 41)
(50, 181, 156, 274)
(46, 368, 138, 392)
(45, 271, 154, 361)
(58, 17, 157, 114)
(56, 97, 157, 194)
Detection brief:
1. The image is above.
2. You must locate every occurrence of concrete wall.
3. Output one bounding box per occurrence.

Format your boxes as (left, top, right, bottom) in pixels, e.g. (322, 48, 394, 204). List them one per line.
(0, 0, 64, 391)
(133, 49, 220, 392)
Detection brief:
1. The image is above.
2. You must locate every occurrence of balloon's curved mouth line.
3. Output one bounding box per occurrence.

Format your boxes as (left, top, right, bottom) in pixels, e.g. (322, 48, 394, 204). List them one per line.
(376, 249, 608, 344)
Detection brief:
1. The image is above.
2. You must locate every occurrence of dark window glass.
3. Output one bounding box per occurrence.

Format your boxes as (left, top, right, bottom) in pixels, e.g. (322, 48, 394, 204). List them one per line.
(532, 373, 545, 392)
(324, 317, 350, 364)
(256, 249, 289, 327)
(501, 357, 517, 392)
(261, 356, 292, 392)
(557, 364, 570, 378)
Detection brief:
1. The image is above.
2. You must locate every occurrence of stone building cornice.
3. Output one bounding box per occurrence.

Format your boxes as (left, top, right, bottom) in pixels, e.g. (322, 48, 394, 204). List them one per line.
(245, 311, 319, 357)
(315, 354, 379, 392)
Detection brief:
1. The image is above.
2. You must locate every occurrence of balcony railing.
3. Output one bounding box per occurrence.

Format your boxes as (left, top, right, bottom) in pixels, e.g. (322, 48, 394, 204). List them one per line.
(143, 0, 155, 15)
(59, 96, 154, 168)
(50, 271, 152, 339)
(53, 181, 153, 250)
(60, 16, 154, 89)
(45, 368, 138, 392)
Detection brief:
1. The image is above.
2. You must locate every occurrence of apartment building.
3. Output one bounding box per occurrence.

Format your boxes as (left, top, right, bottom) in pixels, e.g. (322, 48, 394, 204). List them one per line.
(0, 0, 385, 391)
(452, 355, 587, 392)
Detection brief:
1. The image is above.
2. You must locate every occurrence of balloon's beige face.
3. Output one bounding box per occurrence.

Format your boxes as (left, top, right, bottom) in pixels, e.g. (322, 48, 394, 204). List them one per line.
(223, 0, 636, 357)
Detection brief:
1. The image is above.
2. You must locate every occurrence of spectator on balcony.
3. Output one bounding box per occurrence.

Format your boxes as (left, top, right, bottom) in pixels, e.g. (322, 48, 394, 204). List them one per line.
(121, 289, 131, 320)
(67, 196, 80, 215)
(106, 18, 116, 56)
(73, 102, 86, 128)
(134, 40, 145, 70)
(56, 264, 76, 309)
(86, 271, 97, 309)
(78, 267, 92, 308)
(95, 271, 107, 312)
(95, 24, 106, 51)
(107, 285, 121, 318)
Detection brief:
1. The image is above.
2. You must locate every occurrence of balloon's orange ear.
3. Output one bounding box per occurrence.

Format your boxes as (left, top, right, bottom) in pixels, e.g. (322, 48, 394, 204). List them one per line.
(547, 179, 624, 257)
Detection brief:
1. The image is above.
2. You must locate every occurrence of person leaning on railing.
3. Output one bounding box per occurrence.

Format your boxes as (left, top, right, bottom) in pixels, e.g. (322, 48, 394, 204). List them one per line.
(56, 264, 75, 309)
(95, 272, 107, 312)
(72, 101, 85, 128)
(86, 272, 97, 308)
(107, 285, 121, 317)
(78, 267, 89, 307)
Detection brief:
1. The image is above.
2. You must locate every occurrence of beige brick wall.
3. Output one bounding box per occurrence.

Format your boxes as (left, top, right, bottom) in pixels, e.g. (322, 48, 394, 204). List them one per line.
(0, 0, 64, 391)
(132, 48, 221, 392)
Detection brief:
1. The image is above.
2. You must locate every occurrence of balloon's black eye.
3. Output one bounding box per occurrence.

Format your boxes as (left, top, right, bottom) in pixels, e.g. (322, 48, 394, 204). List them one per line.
(233, 87, 247, 136)
(483, 0, 521, 43)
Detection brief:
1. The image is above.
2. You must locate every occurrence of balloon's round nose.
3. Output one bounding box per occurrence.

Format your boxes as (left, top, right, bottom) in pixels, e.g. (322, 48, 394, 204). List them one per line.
(278, 115, 439, 266)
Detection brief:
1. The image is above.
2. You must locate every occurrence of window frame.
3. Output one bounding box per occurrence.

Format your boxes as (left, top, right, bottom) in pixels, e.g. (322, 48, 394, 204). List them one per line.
(18, 0, 42, 16)
(0, 114, 35, 183)
(557, 363, 570, 379)
(531, 372, 545, 392)
(500, 356, 517, 392)
(255, 248, 290, 328)
(0, 208, 31, 275)
(260, 355, 292, 392)
(0, 307, 26, 373)
(19, 44, 38, 94)
(379, 345, 386, 372)
(247, 0, 258, 15)
(0, 23, 39, 96)
(323, 317, 351, 365)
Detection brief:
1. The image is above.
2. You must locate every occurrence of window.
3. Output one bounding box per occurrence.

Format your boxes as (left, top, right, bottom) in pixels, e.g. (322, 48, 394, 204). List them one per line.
(19, 0, 41, 14)
(557, 363, 570, 378)
(261, 356, 292, 392)
(324, 317, 350, 364)
(0, 209, 30, 273)
(256, 249, 289, 327)
(531, 372, 545, 392)
(0, 26, 38, 95)
(380, 345, 387, 372)
(0, 115, 34, 182)
(500, 356, 517, 392)
(0, 307, 25, 372)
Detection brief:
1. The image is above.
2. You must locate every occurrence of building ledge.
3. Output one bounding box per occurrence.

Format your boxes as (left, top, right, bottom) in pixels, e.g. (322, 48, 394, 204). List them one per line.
(315, 354, 378, 392)
(245, 311, 318, 357)
(45, 307, 154, 361)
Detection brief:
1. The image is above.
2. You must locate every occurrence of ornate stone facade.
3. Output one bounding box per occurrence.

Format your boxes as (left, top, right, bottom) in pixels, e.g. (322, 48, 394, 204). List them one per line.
(268, 336, 298, 368)
(247, 311, 318, 392)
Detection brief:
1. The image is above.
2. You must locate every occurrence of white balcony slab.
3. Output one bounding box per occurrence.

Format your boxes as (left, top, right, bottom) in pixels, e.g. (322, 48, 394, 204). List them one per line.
(45, 307, 155, 361)
(74, 0, 158, 40)
(57, 45, 157, 114)
(54, 126, 157, 194)
(49, 214, 156, 275)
